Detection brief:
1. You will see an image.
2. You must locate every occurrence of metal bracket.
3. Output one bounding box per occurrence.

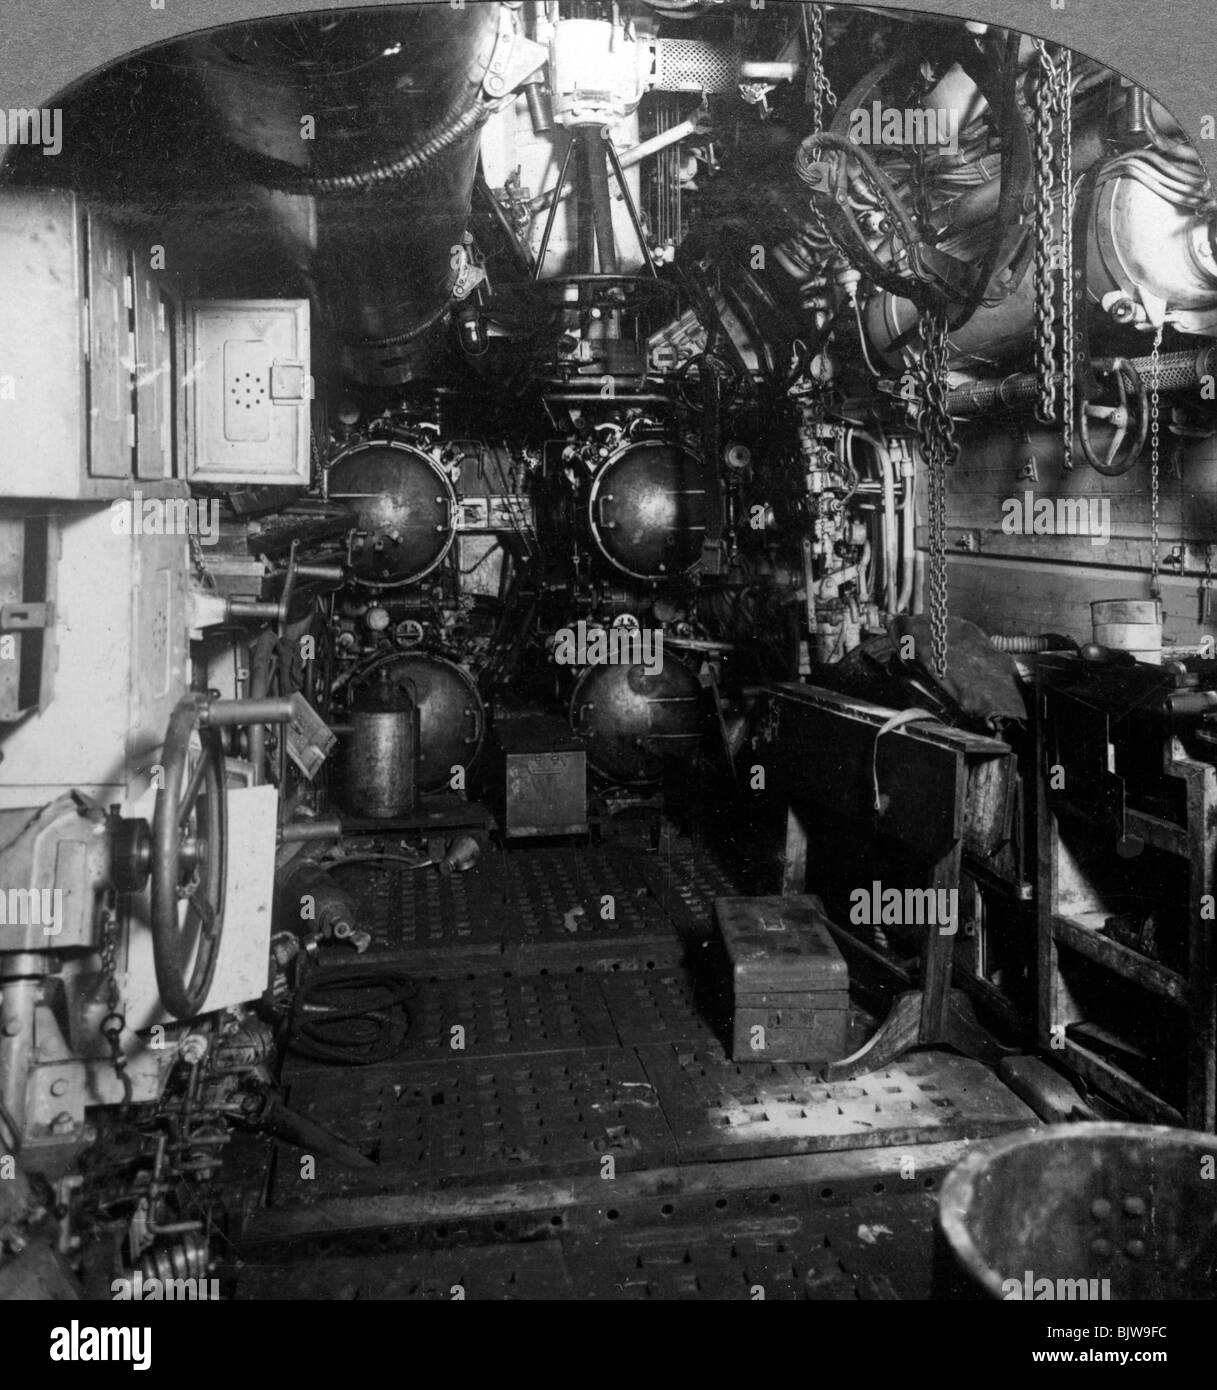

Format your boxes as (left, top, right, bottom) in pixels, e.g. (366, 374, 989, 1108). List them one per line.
(0, 602, 54, 630)
(482, 8, 547, 101)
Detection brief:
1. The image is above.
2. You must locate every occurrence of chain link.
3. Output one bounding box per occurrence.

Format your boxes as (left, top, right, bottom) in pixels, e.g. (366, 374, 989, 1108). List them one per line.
(805, 4, 836, 132)
(1031, 41, 1059, 427)
(1058, 47, 1075, 472)
(916, 306, 958, 680)
(1149, 323, 1164, 598)
(801, 3, 840, 256)
(98, 900, 133, 1109)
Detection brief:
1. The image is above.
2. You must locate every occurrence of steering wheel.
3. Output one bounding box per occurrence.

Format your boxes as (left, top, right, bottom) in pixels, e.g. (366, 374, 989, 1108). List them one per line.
(675, 351, 747, 413)
(1078, 358, 1149, 476)
(150, 696, 227, 1020)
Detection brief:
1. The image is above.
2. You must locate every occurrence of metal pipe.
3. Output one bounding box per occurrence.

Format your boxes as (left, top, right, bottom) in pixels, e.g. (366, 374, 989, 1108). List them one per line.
(543, 392, 674, 404)
(946, 350, 1208, 415)
(201, 698, 294, 728)
(739, 60, 799, 81)
(524, 78, 553, 134)
(579, 126, 618, 274)
(278, 819, 344, 844)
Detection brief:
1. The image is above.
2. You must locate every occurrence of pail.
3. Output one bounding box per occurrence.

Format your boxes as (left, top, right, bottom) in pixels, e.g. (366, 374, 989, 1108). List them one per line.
(1091, 598, 1162, 664)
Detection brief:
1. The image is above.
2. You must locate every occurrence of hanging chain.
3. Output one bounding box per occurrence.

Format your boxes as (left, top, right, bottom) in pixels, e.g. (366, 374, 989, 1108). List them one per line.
(805, 4, 837, 135)
(1058, 46, 1075, 472)
(1031, 40, 1059, 426)
(801, 3, 841, 257)
(98, 900, 132, 1110)
(1149, 323, 1164, 599)
(916, 306, 958, 680)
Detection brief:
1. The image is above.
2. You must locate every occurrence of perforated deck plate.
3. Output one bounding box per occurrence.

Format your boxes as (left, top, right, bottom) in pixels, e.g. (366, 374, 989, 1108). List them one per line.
(637, 1043, 1038, 1163)
(564, 1220, 839, 1300)
(328, 857, 507, 959)
(235, 1241, 575, 1301)
(503, 846, 674, 940)
(400, 974, 619, 1059)
(330, 844, 723, 971)
(599, 968, 726, 1047)
(274, 1046, 677, 1202)
(285, 973, 620, 1074)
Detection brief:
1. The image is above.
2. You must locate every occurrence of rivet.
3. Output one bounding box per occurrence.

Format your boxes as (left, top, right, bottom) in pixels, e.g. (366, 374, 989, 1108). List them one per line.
(1125, 1239, 1145, 1259)
(1090, 1198, 1112, 1220)
(1123, 1195, 1146, 1218)
(1091, 1237, 1113, 1257)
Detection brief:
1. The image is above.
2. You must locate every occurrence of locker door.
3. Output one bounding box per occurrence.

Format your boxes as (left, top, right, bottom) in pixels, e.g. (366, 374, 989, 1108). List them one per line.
(133, 261, 174, 479)
(184, 300, 310, 485)
(86, 216, 134, 478)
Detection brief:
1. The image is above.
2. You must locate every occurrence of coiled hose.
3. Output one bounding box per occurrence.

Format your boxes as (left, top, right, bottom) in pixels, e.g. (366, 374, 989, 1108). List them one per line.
(287, 966, 416, 1065)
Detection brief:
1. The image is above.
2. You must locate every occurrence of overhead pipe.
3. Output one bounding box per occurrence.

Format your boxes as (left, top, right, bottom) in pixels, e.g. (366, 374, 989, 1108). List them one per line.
(946, 349, 1214, 416)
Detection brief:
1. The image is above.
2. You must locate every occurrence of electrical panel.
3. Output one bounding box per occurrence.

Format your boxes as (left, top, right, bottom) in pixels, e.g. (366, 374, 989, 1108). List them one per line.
(184, 300, 311, 486)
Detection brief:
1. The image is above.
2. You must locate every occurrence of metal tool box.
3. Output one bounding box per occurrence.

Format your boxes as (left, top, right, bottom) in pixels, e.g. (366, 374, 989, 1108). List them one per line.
(488, 715, 588, 838)
(716, 895, 849, 1064)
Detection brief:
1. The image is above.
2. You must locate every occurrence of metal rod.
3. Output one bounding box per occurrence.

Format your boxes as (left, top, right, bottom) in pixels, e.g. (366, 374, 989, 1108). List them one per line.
(579, 125, 618, 274)
(533, 132, 578, 282)
(530, 117, 700, 213)
(603, 132, 657, 278)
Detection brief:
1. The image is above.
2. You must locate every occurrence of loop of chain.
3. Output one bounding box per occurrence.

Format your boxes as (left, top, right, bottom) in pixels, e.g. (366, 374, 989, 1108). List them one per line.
(1031, 40, 1059, 427)
(916, 307, 957, 681)
(1149, 323, 1163, 598)
(1058, 46, 1075, 472)
(98, 902, 133, 1109)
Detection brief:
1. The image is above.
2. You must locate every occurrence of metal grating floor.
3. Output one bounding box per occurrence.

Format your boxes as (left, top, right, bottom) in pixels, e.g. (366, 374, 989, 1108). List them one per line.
(236, 1186, 943, 1300)
(243, 842, 1036, 1299)
(275, 1046, 677, 1200)
(328, 843, 743, 966)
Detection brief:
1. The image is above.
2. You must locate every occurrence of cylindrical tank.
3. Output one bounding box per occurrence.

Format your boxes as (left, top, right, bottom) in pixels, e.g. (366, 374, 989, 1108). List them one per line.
(180, 6, 500, 386)
(587, 440, 707, 580)
(327, 440, 457, 588)
(341, 668, 420, 817)
(569, 658, 703, 784)
(368, 653, 486, 793)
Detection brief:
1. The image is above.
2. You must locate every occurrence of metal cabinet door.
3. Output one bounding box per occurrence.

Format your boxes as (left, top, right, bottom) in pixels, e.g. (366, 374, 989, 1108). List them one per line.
(184, 299, 310, 485)
(133, 260, 174, 479)
(86, 214, 135, 478)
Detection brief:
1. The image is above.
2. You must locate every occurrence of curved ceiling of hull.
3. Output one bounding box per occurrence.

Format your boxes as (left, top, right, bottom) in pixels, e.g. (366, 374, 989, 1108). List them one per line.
(1, 6, 499, 385)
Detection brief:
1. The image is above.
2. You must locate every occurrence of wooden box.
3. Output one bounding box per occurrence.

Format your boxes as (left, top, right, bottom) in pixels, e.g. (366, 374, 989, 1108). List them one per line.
(716, 895, 848, 1064)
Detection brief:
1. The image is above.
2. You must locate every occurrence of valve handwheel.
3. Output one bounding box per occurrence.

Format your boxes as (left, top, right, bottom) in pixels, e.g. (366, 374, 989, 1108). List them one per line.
(675, 351, 746, 413)
(151, 696, 227, 1020)
(1078, 358, 1149, 476)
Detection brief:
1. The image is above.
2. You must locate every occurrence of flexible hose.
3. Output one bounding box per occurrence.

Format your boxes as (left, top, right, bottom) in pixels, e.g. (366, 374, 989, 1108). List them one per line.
(287, 967, 416, 1065)
(987, 633, 1056, 653)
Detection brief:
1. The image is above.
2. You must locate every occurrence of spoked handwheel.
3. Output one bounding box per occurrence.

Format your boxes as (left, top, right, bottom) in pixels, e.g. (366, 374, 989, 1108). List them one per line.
(151, 696, 227, 1020)
(1078, 358, 1149, 476)
(675, 351, 747, 413)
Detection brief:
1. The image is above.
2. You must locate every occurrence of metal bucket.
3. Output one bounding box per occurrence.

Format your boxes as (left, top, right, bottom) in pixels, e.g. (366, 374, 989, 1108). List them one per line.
(1091, 598, 1162, 664)
(341, 671, 420, 818)
(939, 1122, 1217, 1300)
